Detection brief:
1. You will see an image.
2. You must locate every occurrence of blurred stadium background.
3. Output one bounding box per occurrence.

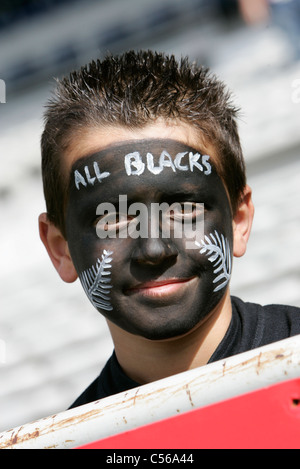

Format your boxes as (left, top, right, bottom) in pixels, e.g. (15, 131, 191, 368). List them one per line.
(0, 0, 299, 432)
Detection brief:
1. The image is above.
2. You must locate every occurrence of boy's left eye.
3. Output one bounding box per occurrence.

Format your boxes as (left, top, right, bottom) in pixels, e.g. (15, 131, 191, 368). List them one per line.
(166, 202, 204, 222)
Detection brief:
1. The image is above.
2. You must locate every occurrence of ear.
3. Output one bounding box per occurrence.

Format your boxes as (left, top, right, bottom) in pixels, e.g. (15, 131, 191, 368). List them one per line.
(233, 185, 255, 258)
(38, 213, 78, 283)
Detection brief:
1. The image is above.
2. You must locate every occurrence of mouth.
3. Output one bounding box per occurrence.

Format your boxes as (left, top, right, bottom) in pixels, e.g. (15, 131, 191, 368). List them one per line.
(125, 277, 197, 299)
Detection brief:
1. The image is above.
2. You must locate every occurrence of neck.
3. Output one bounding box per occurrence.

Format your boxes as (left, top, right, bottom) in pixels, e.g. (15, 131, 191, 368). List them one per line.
(107, 291, 232, 385)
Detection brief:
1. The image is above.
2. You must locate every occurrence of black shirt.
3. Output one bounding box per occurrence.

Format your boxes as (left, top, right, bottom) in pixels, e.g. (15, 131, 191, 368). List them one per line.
(69, 296, 300, 409)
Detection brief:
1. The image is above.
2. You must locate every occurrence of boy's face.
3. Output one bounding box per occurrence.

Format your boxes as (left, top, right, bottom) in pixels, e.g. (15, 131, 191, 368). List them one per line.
(64, 124, 233, 340)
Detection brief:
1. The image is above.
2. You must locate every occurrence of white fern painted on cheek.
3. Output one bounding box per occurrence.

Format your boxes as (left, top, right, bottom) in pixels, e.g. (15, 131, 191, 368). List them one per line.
(79, 250, 113, 311)
(195, 230, 232, 292)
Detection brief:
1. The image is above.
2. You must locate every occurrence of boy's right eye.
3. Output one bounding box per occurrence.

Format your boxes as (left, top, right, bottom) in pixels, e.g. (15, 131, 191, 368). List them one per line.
(94, 212, 133, 233)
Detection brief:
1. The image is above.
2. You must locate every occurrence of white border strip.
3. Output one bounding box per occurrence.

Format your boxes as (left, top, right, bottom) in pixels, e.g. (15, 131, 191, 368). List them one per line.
(1, 335, 300, 449)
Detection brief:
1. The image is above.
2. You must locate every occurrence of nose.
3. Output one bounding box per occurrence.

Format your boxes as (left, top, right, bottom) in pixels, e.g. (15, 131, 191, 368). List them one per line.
(132, 237, 178, 266)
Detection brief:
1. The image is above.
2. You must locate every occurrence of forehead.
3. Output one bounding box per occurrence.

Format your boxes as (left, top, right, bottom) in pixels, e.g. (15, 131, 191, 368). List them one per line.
(63, 121, 217, 172)
(68, 138, 217, 197)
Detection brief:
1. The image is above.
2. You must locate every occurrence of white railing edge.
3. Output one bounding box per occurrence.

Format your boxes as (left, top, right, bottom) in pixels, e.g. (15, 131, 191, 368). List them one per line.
(1, 334, 300, 449)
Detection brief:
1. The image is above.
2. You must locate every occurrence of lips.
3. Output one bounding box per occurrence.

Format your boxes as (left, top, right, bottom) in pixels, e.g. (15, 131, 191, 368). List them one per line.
(125, 277, 196, 299)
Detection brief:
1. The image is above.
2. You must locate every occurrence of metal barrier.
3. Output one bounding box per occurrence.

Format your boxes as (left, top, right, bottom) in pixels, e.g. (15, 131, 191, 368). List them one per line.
(1, 335, 300, 449)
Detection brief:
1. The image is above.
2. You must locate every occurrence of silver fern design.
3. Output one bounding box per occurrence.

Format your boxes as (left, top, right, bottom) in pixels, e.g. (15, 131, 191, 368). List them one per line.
(79, 250, 113, 311)
(195, 231, 232, 292)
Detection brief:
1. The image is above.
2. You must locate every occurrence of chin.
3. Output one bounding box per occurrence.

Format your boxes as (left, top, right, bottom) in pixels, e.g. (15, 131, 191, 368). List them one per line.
(107, 288, 226, 341)
(130, 316, 202, 341)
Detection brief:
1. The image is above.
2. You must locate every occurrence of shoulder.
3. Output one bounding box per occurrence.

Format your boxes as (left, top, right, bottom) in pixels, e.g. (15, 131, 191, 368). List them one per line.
(68, 351, 140, 409)
(232, 296, 300, 319)
(232, 296, 300, 344)
(68, 355, 115, 409)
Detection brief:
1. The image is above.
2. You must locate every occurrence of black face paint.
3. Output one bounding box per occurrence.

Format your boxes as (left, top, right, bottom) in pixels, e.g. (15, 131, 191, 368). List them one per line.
(65, 139, 233, 340)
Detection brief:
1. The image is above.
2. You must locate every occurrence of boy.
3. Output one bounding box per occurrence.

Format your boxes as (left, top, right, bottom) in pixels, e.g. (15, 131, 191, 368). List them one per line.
(38, 50, 300, 408)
